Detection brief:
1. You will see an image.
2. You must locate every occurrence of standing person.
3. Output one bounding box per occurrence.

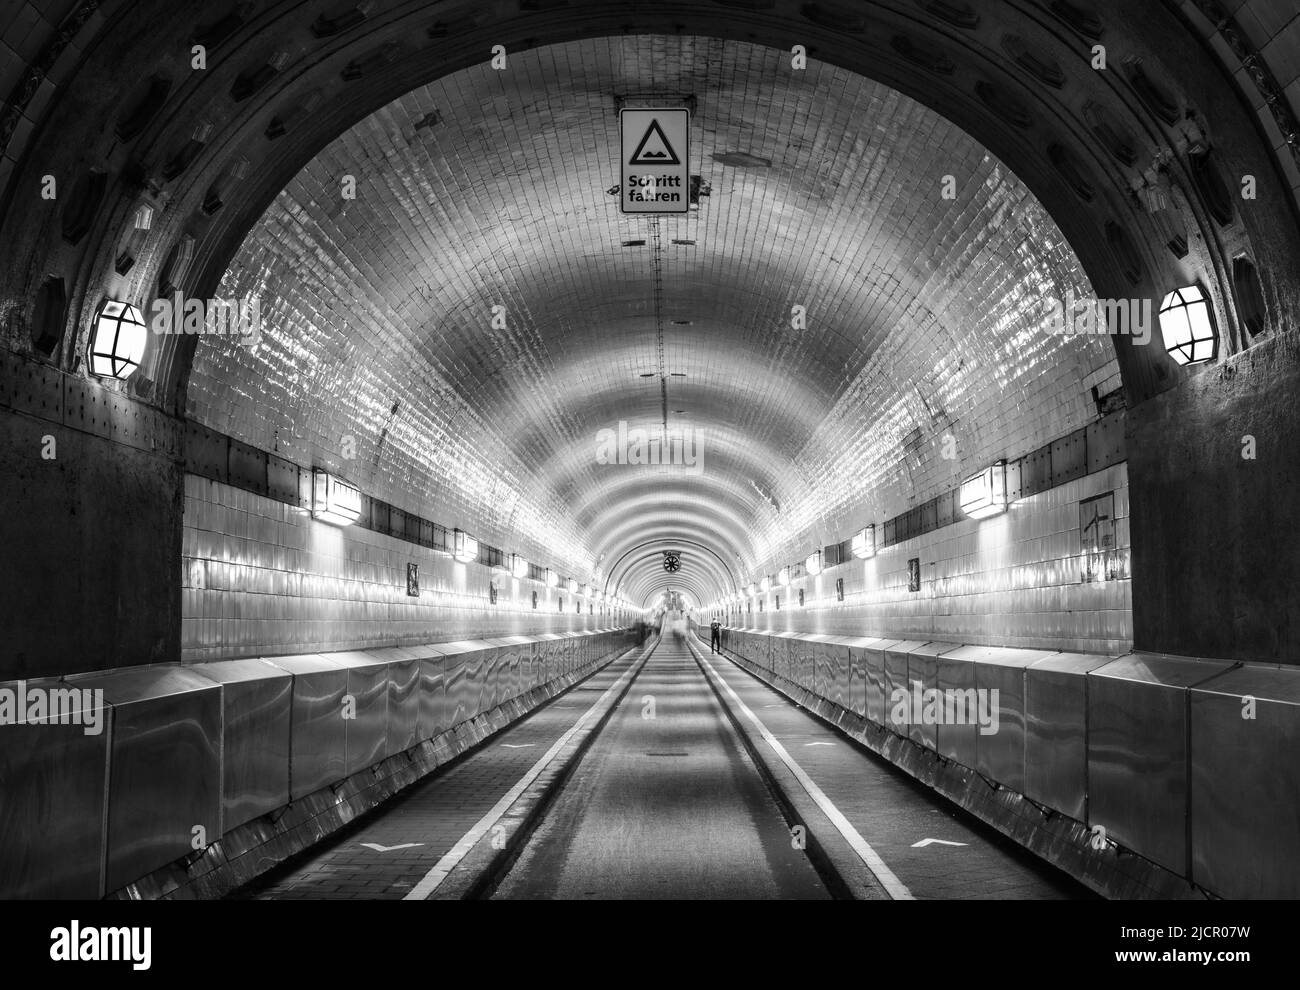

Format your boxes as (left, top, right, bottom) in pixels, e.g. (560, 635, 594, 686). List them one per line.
(710, 615, 722, 654)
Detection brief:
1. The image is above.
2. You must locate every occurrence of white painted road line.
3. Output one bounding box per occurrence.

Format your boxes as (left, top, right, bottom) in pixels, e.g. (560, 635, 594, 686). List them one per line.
(361, 842, 424, 852)
(404, 650, 648, 900)
(695, 649, 915, 901)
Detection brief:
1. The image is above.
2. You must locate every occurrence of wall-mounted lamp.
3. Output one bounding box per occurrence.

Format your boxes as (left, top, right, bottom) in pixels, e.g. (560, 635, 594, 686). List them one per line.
(510, 553, 529, 579)
(1158, 285, 1217, 366)
(453, 529, 478, 563)
(960, 461, 1009, 520)
(567, 577, 578, 595)
(777, 566, 790, 587)
(805, 550, 822, 576)
(88, 299, 147, 378)
(760, 576, 771, 593)
(851, 525, 875, 559)
(312, 470, 362, 527)
(546, 568, 558, 588)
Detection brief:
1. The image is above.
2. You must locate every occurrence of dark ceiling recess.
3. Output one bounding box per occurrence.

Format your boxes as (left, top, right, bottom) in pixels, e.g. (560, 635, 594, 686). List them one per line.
(312, 2, 373, 37)
(890, 34, 955, 75)
(1232, 256, 1267, 339)
(115, 75, 172, 142)
(1189, 150, 1235, 227)
(1125, 60, 1180, 125)
(1049, 0, 1104, 39)
(61, 170, 107, 245)
(919, 0, 980, 29)
(192, 5, 251, 50)
(30, 276, 67, 356)
(712, 151, 771, 167)
(1105, 221, 1145, 286)
(1002, 35, 1065, 88)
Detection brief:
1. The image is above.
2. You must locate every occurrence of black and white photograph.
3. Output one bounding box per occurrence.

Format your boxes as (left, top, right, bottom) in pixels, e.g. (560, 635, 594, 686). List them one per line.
(0, 0, 1295, 975)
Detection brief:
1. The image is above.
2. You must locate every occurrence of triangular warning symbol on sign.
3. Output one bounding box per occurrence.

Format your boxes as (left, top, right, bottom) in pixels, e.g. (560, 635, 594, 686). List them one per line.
(629, 119, 681, 166)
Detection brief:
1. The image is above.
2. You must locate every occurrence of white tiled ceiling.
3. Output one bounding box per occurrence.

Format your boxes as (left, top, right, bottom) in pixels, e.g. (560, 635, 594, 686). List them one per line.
(189, 35, 1118, 606)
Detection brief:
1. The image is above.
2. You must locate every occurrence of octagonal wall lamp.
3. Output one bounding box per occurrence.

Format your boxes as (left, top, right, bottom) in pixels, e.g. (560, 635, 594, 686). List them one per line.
(88, 299, 147, 379)
(1158, 284, 1217, 366)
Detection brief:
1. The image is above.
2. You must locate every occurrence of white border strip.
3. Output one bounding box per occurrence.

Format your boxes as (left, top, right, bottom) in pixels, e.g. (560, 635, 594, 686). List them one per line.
(404, 647, 649, 900)
(696, 647, 915, 900)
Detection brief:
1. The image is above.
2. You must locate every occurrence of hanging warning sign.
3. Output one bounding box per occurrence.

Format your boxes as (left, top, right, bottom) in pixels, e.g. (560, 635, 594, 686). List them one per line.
(620, 108, 689, 214)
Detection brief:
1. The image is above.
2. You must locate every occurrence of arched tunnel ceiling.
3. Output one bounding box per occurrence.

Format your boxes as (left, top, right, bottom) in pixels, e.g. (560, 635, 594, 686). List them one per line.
(190, 35, 1118, 606)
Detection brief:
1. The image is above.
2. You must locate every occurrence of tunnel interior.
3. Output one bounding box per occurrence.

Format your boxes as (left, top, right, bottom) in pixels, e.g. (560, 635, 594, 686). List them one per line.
(2, 0, 1300, 904)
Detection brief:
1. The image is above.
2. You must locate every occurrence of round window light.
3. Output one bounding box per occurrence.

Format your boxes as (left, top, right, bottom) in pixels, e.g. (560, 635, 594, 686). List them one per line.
(88, 300, 147, 378)
(1158, 285, 1217, 366)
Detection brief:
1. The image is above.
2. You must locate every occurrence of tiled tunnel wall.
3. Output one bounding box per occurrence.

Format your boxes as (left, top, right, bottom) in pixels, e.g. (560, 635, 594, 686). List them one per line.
(721, 463, 1132, 656)
(182, 474, 624, 662)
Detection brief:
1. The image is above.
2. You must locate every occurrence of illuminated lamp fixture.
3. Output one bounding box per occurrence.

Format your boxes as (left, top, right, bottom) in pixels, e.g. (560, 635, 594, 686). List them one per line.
(851, 525, 876, 559)
(510, 553, 529, 579)
(805, 550, 822, 576)
(88, 299, 148, 378)
(452, 529, 478, 562)
(312, 470, 362, 527)
(960, 461, 1009, 520)
(747, 583, 757, 596)
(777, 566, 790, 587)
(545, 568, 558, 588)
(567, 577, 578, 595)
(760, 576, 771, 593)
(1158, 285, 1217, 366)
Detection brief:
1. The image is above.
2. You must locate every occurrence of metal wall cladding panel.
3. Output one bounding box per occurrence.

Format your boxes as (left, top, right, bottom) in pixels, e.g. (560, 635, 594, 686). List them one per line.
(1086, 412, 1126, 474)
(190, 658, 293, 832)
(795, 636, 819, 691)
(491, 636, 532, 701)
(936, 489, 956, 528)
(535, 633, 562, 684)
(436, 641, 487, 727)
(1189, 664, 1300, 898)
(850, 638, 895, 724)
(472, 645, 502, 715)
(328, 653, 392, 773)
(416, 650, 450, 741)
(932, 650, 977, 764)
(66, 666, 222, 893)
(842, 636, 884, 718)
(184, 420, 228, 481)
(947, 646, 1056, 789)
(1024, 652, 1115, 819)
(1020, 443, 1053, 497)
(883, 641, 930, 736)
(906, 643, 959, 751)
(822, 636, 854, 710)
(1087, 653, 1234, 874)
(227, 438, 267, 495)
(777, 632, 801, 681)
(810, 636, 833, 698)
(0, 677, 110, 898)
(1051, 430, 1087, 486)
(383, 657, 421, 756)
(260, 655, 348, 801)
(266, 453, 300, 504)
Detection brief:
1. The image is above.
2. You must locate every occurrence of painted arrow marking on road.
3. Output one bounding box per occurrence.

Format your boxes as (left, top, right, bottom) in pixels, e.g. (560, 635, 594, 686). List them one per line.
(911, 838, 968, 848)
(361, 842, 424, 852)
(501, 743, 535, 748)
